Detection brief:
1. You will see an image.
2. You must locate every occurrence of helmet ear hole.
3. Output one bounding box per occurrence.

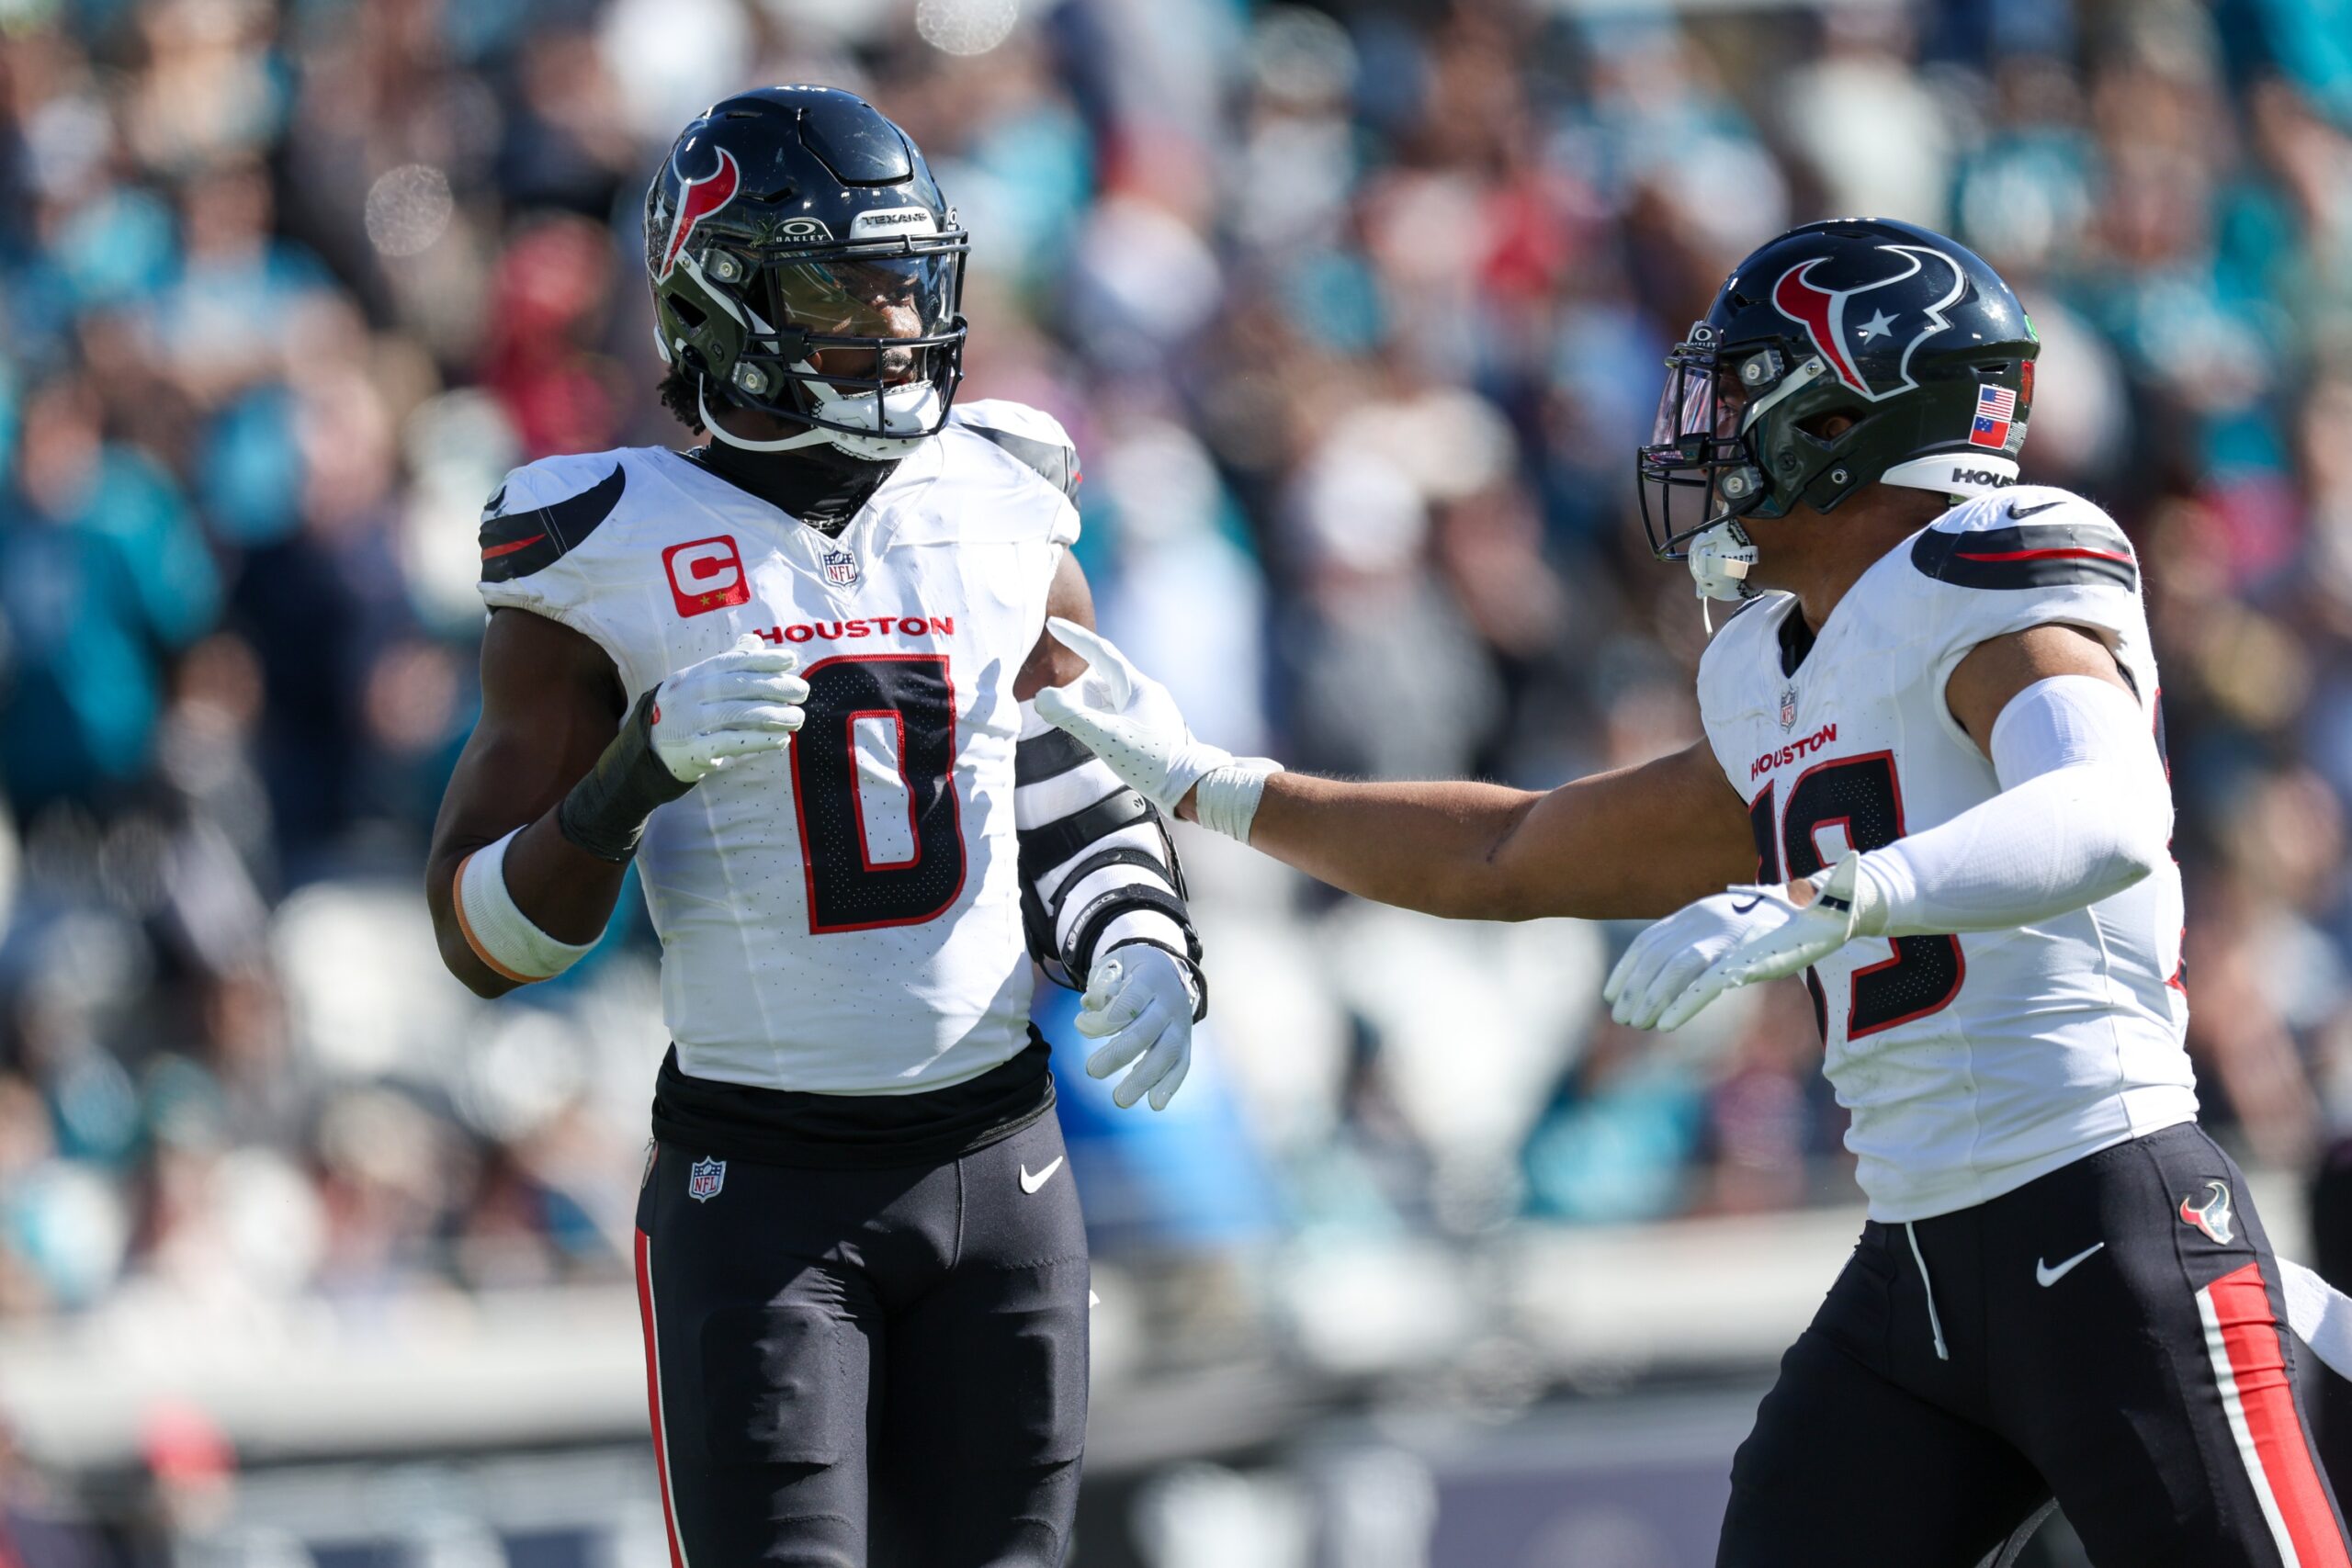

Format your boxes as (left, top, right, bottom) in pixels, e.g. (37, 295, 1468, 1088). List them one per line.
(1796, 408, 1862, 441)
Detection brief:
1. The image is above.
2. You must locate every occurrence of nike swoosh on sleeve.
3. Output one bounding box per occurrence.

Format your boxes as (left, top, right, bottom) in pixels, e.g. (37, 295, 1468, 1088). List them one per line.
(2007, 499, 2066, 519)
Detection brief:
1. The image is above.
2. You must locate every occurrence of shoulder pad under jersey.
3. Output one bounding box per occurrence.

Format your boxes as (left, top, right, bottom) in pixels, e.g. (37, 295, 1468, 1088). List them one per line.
(1908, 486, 2136, 594)
(949, 400, 1081, 506)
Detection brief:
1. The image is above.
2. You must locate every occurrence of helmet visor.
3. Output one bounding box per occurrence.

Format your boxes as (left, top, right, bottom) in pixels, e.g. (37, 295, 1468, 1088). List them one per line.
(1651, 351, 1737, 447)
(764, 253, 958, 339)
(1636, 327, 1758, 559)
(761, 252, 960, 386)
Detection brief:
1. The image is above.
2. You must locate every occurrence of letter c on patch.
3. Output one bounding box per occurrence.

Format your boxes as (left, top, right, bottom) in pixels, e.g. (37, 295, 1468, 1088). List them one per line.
(664, 536, 752, 618)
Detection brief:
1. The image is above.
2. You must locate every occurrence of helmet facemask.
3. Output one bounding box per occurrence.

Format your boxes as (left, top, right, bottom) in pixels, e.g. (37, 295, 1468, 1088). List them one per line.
(660, 221, 970, 460)
(1637, 324, 1845, 603)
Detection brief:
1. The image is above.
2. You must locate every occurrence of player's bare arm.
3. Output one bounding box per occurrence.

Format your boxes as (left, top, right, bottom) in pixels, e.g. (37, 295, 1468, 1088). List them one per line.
(1014, 548, 1094, 700)
(1239, 743, 1756, 921)
(425, 608, 631, 996)
(1033, 618, 1756, 922)
(1941, 620, 2132, 755)
(427, 607, 808, 997)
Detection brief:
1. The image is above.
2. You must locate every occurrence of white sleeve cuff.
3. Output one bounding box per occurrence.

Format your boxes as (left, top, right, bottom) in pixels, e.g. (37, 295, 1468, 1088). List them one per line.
(455, 829, 596, 982)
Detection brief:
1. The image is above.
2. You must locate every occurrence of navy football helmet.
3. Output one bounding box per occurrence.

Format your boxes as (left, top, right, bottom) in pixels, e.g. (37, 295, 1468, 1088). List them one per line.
(1637, 218, 2039, 601)
(645, 86, 968, 458)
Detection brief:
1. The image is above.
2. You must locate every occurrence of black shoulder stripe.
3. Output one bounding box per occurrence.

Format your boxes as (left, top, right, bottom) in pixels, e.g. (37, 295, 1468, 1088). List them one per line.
(1910, 520, 2136, 592)
(967, 423, 1080, 504)
(1015, 727, 1095, 786)
(481, 465, 628, 584)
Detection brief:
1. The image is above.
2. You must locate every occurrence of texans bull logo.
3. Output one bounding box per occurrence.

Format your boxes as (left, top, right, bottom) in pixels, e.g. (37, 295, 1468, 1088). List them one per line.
(660, 142, 742, 280)
(1770, 244, 1968, 403)
(2180, 1179, 2234, 1245)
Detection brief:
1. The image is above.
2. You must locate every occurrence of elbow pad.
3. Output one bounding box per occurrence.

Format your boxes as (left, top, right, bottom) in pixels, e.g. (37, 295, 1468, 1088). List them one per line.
(1015, 705, 1205, 1016)
(1856, 676, 2171, 937)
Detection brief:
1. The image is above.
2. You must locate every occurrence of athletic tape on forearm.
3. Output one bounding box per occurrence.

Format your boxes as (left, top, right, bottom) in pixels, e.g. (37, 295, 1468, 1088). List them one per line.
(455, 829, 597, 982)
(1854, 676, 2171, 938)
(1193, 759, 1281, 843)
(557, 688, 693, 863)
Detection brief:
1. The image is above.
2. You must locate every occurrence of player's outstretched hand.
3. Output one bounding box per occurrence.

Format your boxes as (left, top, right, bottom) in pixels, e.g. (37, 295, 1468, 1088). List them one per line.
(1606, 852, 1872, 1031)
(1076, 944, 1196, 1111)
(1033, 618, 1234, 817)
(650, 635, 810, 785)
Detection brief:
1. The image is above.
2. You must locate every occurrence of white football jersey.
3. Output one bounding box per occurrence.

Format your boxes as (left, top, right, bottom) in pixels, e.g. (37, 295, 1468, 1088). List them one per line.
(476, 400, 1080, 1095)
(1695, 484, 2196, 1222)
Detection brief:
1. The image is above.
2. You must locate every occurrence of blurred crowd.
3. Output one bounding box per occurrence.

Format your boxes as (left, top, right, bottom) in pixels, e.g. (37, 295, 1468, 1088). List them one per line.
(2, 0, 2352, 1355)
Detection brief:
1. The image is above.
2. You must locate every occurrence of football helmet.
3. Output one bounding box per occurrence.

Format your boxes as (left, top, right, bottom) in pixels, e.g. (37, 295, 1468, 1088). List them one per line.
(1637, 218, 2039, 602)
(645, 85, 967, 459)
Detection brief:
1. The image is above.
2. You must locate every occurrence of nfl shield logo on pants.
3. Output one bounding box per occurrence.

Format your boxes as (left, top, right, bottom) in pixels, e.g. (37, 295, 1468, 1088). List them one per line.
(687, 1156, 726, 1202)
(820, 547, 859, 587)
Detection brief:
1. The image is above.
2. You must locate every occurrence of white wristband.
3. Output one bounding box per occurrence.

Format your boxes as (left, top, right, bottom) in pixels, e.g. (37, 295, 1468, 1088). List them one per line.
(1193, 759, 1282, 844)
(455, 829, 597, 983)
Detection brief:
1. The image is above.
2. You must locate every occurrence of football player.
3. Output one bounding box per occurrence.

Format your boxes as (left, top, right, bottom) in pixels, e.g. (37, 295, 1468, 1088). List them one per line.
(1035, 218, 2352, 1565)
(425, 87, 1208, 1568)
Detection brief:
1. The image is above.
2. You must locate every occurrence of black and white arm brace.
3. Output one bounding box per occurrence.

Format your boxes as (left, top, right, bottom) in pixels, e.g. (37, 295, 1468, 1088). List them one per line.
(1015, 701, 1206, 1018)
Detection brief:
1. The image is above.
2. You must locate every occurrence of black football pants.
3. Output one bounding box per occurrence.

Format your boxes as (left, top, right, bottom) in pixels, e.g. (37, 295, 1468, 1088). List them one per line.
(633, 1112, 1089, 1567)
(1719, 1123, 2352, 1567)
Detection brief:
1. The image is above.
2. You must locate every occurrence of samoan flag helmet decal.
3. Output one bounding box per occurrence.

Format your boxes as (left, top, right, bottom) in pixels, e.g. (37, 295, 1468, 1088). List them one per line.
(1770, 244, 1969, 403)
(660, 144, 742, 280)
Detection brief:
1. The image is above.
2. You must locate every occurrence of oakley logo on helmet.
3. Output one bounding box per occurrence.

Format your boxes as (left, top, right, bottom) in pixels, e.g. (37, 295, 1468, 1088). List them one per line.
(660, 144, 742, 280)
(777, 217, 832, 242)
(1770, 245, 1968, 402)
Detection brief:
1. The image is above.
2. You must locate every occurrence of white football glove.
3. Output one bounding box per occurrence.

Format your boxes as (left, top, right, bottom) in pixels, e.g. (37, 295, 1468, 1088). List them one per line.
(1032, 617, 1279, 840)
(650, 635, 810, 784)
(1605, 852, 1877, 1032)
(1077, 944, 1199, 1111)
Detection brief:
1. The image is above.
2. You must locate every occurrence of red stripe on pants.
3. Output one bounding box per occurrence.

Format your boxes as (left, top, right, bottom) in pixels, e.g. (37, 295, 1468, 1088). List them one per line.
(636, 1227, 688, 1568)
(2210, 1261, 2351, 1568)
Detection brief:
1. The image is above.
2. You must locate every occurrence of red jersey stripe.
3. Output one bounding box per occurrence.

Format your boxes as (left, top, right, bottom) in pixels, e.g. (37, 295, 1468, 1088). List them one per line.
(1951, 547, 2133, 565)
(481, 533, 547, 561)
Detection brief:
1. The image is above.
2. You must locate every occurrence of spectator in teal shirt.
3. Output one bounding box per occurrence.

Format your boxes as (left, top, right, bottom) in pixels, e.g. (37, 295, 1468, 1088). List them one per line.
(0, 378, 220, 810)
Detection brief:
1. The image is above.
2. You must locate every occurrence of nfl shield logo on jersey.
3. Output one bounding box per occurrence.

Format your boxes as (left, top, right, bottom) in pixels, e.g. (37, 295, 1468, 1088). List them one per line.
(820, 547, 860, 587)
(687, 1156, 727, 1202)
(1779, 685, 1799, 731)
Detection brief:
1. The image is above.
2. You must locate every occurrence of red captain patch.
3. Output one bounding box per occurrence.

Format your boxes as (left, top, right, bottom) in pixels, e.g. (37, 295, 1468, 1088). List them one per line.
(664, 536, 751, 618)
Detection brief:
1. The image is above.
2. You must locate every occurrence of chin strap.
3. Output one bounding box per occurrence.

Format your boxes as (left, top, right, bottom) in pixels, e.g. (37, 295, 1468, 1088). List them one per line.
(696, 384, 841, 454)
